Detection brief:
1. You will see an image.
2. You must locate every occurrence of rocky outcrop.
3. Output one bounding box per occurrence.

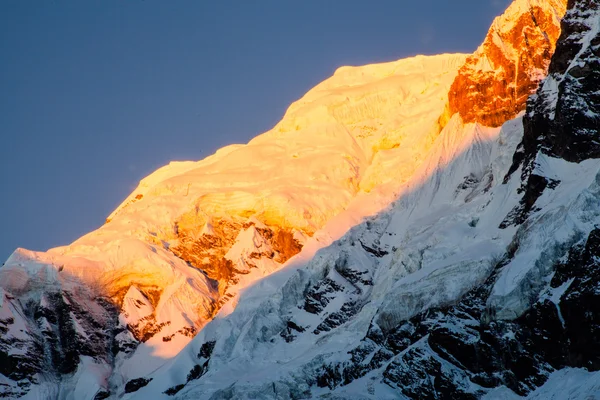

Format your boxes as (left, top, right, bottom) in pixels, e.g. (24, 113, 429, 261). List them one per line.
(310, 226, 600, 398)
(443, 0, 567, 128)
(503, 0, 600, 227)
(521, 0, 600, 164)
(0, 285, 118, 398)
(171, 217, 303, 299)
(124, 377, 152, 393)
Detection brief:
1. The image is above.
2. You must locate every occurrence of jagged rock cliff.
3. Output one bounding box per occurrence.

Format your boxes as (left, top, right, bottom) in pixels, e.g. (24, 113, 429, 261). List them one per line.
(443, 0, 566, 128)
(503, 0, 600, 227)
(519, 0, 600, 165)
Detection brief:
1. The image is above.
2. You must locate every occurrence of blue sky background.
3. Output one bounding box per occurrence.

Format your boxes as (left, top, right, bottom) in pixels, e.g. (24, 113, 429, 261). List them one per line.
(0, 0, 511, 261)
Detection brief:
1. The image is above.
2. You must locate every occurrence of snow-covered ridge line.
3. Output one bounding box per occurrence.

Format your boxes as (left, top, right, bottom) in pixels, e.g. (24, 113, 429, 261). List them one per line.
(133, 102, 523, 400)
(0, 52, 471, 398)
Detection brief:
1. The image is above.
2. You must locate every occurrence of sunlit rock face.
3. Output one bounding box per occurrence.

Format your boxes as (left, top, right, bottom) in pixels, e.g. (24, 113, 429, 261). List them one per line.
(443, 0, 567, 128)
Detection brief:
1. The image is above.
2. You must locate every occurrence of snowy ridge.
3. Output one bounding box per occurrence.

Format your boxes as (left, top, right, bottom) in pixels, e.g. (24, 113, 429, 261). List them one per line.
(128, 110, 524, 399)
(0, 52, 469, 398)
(133, 113, 600, 398)
(128, 1, 600, 398)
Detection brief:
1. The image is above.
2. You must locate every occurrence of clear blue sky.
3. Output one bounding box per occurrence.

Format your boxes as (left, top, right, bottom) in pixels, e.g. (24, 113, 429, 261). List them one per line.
(0, 0, 510, 261)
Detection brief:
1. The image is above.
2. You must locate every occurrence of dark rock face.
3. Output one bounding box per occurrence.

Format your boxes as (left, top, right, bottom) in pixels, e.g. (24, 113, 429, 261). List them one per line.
(163, 340, 216, 396)
(301, 246, 377, 339)
(303, 278, 344, 315)
(93, 391, 111, 400)
(499, 174, 560, 228)
(198, 340, 216, 359)
(384, 345, 478, 400)
(164, 384, 185, 396)
(524, 0, 600, 163)
(547, 229, 600, 370)
(508, 0, 600, 170)
(280, 320, 306, 343)
(124, 377, 152, 393)
(313, 301, 361, 334)
(314, 227, 600, 398)
(503, 0, 600, 227)
(0, 287, 118, 398)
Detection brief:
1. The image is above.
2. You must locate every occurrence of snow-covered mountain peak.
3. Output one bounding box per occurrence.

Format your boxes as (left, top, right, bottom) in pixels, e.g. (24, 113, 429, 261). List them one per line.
(0, 50, 474, 399)
(53, 51, 469, 317)
(4, 0, 598, 398)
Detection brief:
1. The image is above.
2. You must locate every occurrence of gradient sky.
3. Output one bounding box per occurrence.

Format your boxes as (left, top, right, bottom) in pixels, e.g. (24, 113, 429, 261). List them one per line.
(0, 0, 511, 262)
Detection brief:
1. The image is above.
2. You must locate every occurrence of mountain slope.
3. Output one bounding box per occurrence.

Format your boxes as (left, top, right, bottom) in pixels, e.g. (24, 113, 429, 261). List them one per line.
(127, 0, 600, 398)
(132, 1, 597, 398)
(4, 0, 598, 398)
(1, 52, 470, 400)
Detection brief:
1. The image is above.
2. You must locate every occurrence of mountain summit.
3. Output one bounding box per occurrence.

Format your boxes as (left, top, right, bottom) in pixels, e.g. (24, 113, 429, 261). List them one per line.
(4, 0, 600, 398)
(443, 0, 566, 128)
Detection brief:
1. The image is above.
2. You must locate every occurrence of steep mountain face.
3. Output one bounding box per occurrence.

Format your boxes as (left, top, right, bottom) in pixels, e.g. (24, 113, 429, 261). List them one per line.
(5, 0, 600, 398)
(516, 0, 600, 167)
(502, 0, 600, 229)
(528, 0, 600, 162)
(443, 0, 566, 128)
(0, 53, 469, 398)
(131, 0, 599, 398)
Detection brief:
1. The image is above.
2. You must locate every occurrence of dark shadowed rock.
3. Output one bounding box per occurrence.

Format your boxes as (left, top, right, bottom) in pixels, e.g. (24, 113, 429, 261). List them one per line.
(125, 377, 152, 393)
